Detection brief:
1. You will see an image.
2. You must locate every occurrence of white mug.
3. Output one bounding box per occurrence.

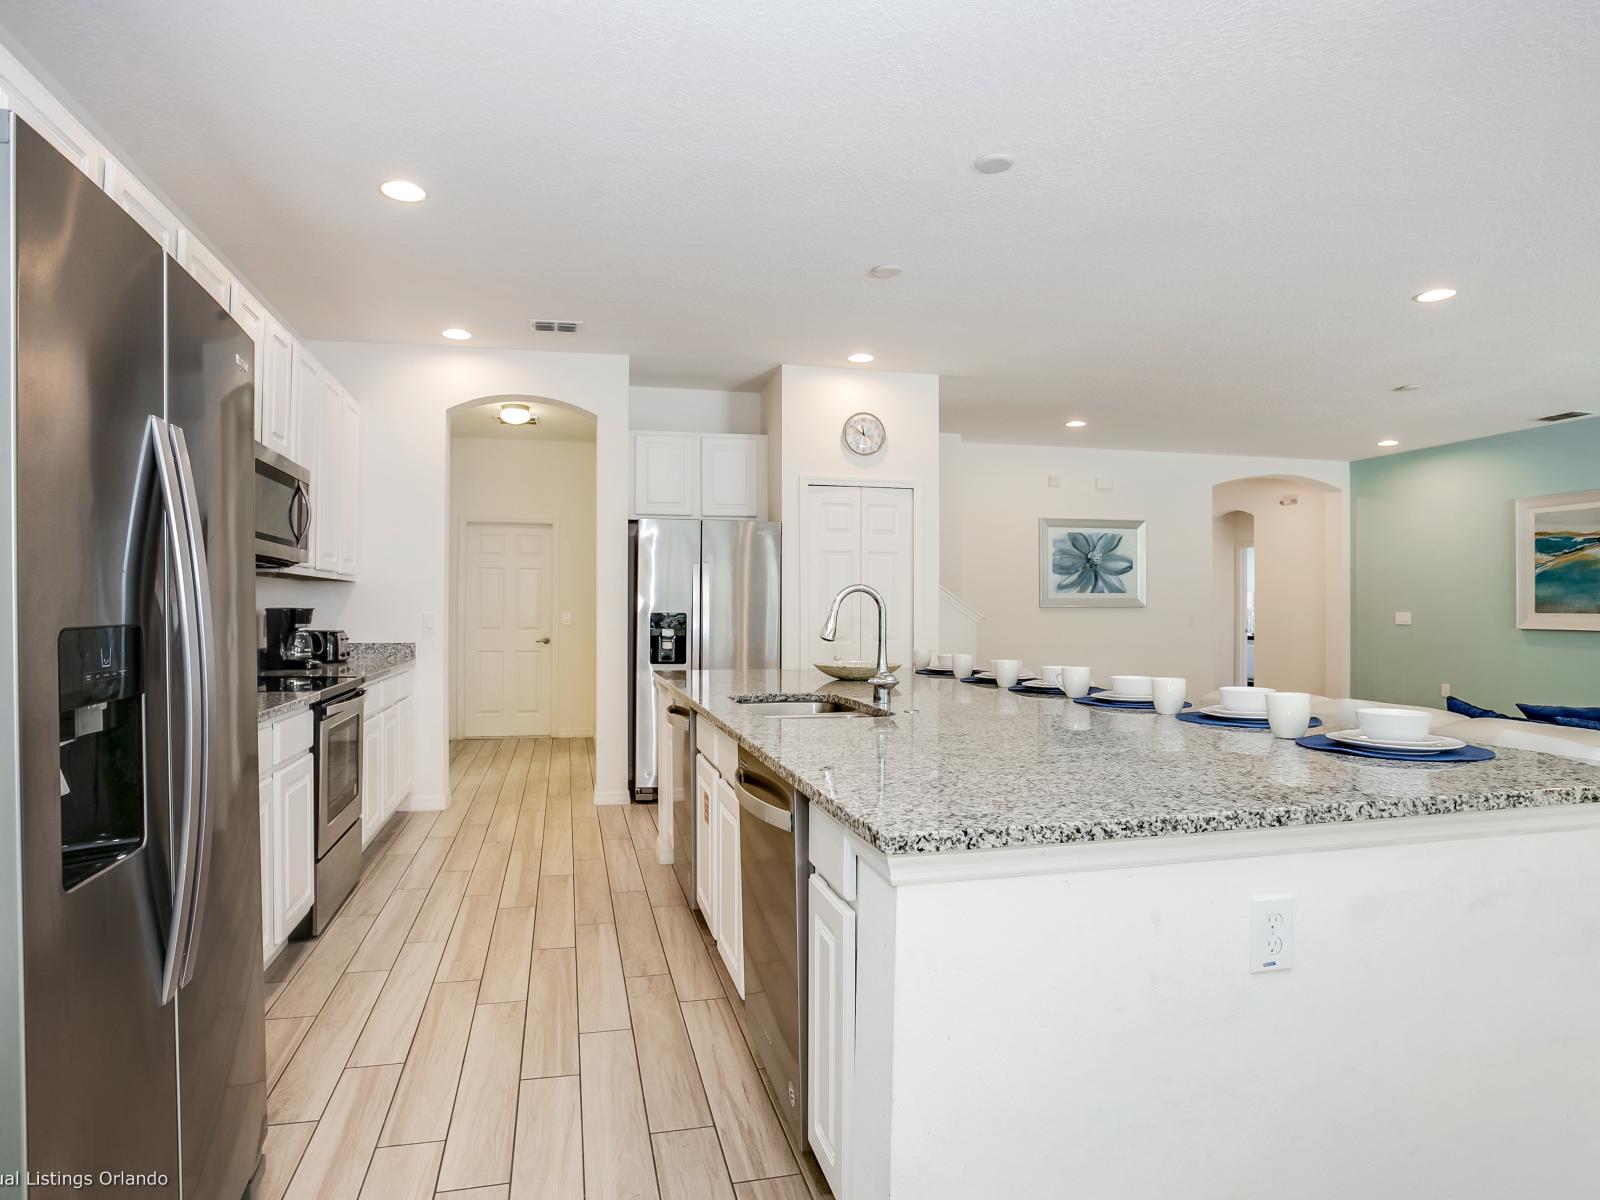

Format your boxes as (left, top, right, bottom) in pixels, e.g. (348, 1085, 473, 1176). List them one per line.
(933, 652, 952, 670)
(952, 652, 976, 679)
(912, 647, 932, 671)
(1266, 691, 1313, 739)
(1151, 677, 1187, 716)
(1041, 665, 1066, 689)
(991, 659, 1022, 689)
(1110, 674, 1153, 699)
(1061, 666, 1093, 698)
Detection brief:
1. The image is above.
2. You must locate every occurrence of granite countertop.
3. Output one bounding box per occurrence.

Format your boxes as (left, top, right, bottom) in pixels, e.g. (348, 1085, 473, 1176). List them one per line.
(256, 642, 417, 724)
(656, 669, 1600, 856)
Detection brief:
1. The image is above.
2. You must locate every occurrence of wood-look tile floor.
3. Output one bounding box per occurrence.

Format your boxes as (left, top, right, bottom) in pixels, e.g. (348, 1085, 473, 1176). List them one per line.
(261, 736, 823, 1200)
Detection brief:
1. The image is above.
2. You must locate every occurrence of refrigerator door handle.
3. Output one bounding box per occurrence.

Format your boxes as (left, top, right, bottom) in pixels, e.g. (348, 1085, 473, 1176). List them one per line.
(170, 424, 215, 988)
(691, 560, 704, 674)
(147, 417, 204, 1005)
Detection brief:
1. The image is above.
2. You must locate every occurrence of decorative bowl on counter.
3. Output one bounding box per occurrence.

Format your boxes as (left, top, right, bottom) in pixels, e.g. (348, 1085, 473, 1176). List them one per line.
(813, 660, 903, 682)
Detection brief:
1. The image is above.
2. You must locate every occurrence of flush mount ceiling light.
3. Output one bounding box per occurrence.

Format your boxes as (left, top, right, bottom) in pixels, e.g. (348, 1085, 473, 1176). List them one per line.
(1064, 419, 1087, 428)
(1377, 438, 1400, 447)
(974, 153, 1015, 174)
(379, 179, 427, 203)
(847, 353, 875, 364)
(441, 327, 472, 341)
(867, 264, 903, 279)
(497, 403, 537, 427)
(1412, 288, 1457, 303)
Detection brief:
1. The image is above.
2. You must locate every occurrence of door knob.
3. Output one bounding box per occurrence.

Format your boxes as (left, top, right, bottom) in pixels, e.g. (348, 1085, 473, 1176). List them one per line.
(537, 637, 551, 644)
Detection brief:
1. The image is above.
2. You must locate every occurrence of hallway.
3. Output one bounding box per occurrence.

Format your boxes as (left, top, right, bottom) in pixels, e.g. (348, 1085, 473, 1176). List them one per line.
(260, 736, 812, 1200)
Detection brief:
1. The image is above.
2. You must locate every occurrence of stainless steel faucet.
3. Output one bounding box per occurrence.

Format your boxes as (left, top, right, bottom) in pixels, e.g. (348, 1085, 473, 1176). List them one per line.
(820, 584, 898, 687)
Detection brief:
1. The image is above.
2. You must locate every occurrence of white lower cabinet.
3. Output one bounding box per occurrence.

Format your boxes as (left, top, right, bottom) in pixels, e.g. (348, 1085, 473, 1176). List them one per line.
(275, 753, 316, 943)
(258, 776, 274, 965)
(808, 871, 857, 1195)
(714, 774, 743, 996)
(694, 753, 719, 933)
(361, 670, 415, 847)
(361, 691, 385, 847)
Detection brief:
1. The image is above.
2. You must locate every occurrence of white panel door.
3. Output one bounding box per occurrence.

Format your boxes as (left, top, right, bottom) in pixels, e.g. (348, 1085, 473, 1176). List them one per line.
(802, 485, 864, 665)
(632, 433, 698, 515)
(275, 754, 316, 944)
(260, 318, 295, 458)
(460, 523, 554, 737)
(808, 873, 856, 1194)
(859, 487, 915, 669)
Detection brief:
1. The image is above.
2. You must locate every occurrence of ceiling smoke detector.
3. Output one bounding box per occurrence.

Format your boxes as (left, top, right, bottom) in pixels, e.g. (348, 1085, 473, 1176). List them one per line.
(530, 319, 582, 334)
(1535, 411, 1595, 423)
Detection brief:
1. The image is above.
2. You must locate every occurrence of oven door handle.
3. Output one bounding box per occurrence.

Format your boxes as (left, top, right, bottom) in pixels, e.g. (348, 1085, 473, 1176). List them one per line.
(318, 690, 366, 721)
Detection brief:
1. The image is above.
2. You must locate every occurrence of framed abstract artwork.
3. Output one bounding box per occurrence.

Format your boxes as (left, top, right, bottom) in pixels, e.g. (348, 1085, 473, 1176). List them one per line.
(1516, 490, 1600, 631)
(1038, 517, 1147, 608)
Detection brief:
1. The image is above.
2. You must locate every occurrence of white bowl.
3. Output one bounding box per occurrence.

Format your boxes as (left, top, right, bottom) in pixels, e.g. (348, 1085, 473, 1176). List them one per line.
(1219, 685, 1275, 713)
(1110, 674, 1152, 699)
(814, 660, 902, 682)
(1355, 706, 1433, 742)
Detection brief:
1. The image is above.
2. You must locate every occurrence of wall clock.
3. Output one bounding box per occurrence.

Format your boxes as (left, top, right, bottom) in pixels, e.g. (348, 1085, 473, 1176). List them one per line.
(842, 411, 886, 456)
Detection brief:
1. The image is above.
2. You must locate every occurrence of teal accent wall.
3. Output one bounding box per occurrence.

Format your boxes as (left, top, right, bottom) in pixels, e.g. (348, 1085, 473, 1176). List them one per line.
(1351, 419, 1600, 711)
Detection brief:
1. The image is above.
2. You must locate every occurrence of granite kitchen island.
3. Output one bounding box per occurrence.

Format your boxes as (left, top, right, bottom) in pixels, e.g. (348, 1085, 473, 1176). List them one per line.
(656, 669, 1600, 1200)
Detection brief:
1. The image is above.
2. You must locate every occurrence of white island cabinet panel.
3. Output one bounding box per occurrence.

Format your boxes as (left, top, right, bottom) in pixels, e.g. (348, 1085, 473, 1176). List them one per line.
(714, 774, 743, 996)
(694, 753, 719, 934)
(808, 871, 856, 1195)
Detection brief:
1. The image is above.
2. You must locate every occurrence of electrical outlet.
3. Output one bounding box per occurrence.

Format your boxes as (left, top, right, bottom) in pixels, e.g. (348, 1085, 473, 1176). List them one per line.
(1394, 611, 1412, 626)
(1047, 474, 1062, 488)
(1094, 477, 1114, 491)
(1250, 896, 1294, 973)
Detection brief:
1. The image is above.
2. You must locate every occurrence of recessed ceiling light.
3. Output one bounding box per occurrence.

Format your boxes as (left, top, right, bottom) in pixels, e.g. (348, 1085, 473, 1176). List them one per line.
(1064, 419, 1087, 428)
(379, 179, 427, 203)
(1377, 439, 1400, 447)
(441, 327, 472, 341)
(497, 403, 536, 427)
(867, 264, 903, 279)
(1412, 288, 1457, 303)
(1391, 384, 1420, 392)
(974, 153, 1015, 175)
(847, 353, 875, 364)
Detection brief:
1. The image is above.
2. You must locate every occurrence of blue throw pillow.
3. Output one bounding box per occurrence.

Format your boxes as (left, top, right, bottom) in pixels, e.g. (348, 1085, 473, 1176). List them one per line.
(1447, 695, 1515, 721)
(1517, 703, 1600, 732)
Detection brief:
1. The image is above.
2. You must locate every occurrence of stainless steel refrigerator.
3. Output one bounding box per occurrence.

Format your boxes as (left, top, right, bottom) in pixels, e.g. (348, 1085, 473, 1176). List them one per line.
(0, 114, 264, 1198)
(629, 519, 780, 798)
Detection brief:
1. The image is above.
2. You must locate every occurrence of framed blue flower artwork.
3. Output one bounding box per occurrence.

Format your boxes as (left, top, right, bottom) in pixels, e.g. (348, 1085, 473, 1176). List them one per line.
(1038, 517, 1147, 608)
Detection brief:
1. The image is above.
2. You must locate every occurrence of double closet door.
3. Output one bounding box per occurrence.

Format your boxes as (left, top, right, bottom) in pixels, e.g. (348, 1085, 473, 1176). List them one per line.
(800, 484, 914, 670)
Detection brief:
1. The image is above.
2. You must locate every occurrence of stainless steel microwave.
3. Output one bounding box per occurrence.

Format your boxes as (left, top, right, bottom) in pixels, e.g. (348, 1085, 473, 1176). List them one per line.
(254, 443, 311, 566)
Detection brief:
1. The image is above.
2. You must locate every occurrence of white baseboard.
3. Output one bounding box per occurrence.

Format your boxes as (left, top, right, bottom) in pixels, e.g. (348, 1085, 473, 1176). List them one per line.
(594, 788, 630, 806)
(555, 726, 596, 739)
(400, 793, 447, 813)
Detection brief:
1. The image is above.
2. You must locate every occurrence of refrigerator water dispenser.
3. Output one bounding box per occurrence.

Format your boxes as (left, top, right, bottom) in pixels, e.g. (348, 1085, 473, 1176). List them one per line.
(649, 612, 688, 665)
(57, 625, 145, 890)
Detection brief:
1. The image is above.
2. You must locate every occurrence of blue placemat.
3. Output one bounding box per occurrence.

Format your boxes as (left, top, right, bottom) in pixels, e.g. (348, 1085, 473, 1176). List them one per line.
(1296, 733, 1494, 764)
(915, 667, 955, 677)
(1178, 711, 1323, 731)
(961, 672, 1037, 687)
(1072, 695, 1192, 712)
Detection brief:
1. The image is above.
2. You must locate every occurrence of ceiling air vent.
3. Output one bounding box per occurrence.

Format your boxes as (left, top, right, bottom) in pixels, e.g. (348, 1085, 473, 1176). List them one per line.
(1535, 411, 1595, 422)
(530, 319, 582, 334)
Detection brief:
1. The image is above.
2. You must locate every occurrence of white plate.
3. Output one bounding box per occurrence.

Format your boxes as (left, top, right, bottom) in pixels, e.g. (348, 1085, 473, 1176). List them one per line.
(1013, 680, 1065, 693)
(1091, 691, 1155, 704)
(1327, 729, 1466, 754)
(1199, 705, 1269, 721)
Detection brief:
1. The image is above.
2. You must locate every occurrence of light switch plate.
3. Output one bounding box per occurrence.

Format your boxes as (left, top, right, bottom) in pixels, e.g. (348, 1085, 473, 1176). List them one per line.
(1094, 477, 1114, 491)
(422, 611, 437, 632)
(1250, 895, 1294, 973)
(562, 611, 573, 626)
(1047, 474, 1061, 488)
(1394, 611, 1412, 626)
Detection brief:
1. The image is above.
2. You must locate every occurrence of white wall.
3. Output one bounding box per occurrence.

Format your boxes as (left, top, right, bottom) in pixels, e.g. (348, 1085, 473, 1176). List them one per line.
(276, 342, 631, 806)
(941, 437, 1349, 694)
(772, 365, 941, 667)
(1210, 509, 1255, 686)
(449, 435, 597, 738)
(629, 386, 762, 433)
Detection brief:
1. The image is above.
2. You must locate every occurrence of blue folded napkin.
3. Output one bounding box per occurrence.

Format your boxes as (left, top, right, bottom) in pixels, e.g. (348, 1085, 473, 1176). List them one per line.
(1177, 712, 1323, 731)
(915, 667, 954, 677)
(1072, 695, 1191, 712)
(1009, 680, 1066, 696)
(962, 672, 1037, 687)
(1295, 733, 1494, 764)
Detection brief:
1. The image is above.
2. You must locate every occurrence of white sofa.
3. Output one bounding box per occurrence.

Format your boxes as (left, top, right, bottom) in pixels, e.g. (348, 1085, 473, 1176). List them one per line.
(1197, 692, 1600, 766)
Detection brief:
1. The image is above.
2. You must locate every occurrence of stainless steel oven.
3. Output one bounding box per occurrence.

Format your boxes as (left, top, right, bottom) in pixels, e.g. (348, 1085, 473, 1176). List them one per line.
(310, 682, 363, 932)
(255, 441, 311, 566)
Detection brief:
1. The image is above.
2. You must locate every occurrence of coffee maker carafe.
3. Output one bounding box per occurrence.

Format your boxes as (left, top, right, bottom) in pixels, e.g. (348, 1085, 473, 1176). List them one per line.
(261, 606, 317, 671)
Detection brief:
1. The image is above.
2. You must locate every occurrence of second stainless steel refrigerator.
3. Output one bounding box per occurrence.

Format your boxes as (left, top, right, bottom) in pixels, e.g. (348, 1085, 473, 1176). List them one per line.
(629, 519, 780, 799)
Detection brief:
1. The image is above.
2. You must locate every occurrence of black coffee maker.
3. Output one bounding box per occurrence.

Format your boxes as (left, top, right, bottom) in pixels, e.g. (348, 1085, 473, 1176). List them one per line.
(260, 606, 316, 671)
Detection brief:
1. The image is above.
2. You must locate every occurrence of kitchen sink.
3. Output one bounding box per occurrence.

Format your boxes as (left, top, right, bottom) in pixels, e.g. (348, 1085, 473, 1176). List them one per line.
(732, 698, 874, 718)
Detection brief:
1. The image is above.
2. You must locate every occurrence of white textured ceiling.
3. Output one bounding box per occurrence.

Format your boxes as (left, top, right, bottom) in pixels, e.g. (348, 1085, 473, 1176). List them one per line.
(7, 0, 1597, 459)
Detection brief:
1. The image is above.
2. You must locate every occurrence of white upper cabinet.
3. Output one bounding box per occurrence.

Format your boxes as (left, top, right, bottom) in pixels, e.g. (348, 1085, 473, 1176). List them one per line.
(0, 66, 104, 182)
(102, 160, 179, 253)
(229, 285, 267, 441)
(174, 227, 234, 309)
(633, 433, 699, 516)
(700, 435, 763, 518)
(632, 432, 766, 518)
(291, 349, 322, 474)
(338, 391, 361, 577)
(259, 317, 295, 458)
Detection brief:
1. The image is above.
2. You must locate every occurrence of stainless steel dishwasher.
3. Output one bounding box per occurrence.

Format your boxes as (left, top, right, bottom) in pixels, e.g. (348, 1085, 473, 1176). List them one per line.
(737, 746, 809, 1148)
